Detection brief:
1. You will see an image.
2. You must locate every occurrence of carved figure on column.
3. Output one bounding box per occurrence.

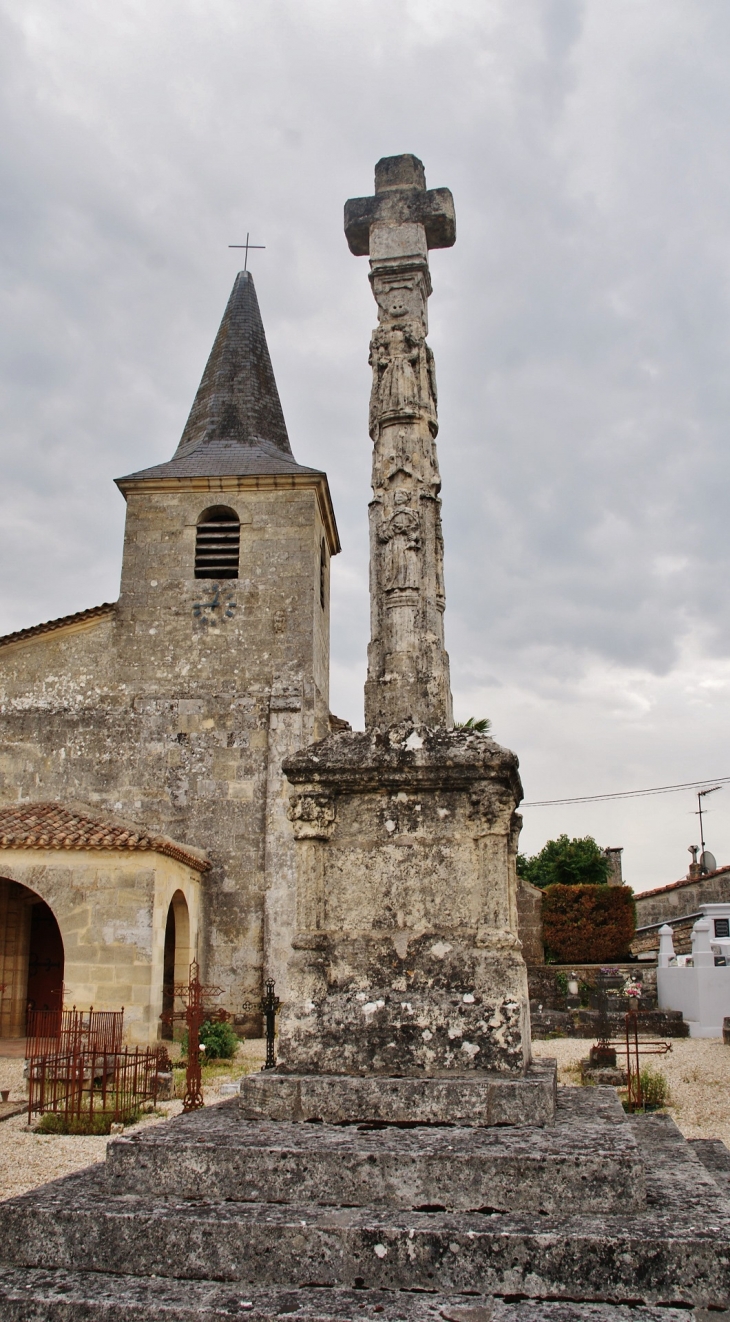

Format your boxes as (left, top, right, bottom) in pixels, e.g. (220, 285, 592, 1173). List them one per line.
(380, 500, 421, 592)
(368, 320, 438, 441)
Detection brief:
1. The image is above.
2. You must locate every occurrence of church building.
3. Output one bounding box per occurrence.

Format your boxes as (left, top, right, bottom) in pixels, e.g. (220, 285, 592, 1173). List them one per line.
(0, 271, 340, 1044)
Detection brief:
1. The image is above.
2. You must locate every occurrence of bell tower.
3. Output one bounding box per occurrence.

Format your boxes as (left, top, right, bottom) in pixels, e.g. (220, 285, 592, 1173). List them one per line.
(112, 270, 340, 1013)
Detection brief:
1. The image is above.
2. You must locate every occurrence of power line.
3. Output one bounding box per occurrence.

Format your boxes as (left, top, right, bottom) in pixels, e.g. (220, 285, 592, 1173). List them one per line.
(523, 775, 730, 808)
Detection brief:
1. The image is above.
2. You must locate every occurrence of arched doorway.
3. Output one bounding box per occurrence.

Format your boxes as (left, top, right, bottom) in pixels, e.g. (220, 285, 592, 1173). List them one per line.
(161, 891, 190, 1040)
(0, 879, 64, 1038)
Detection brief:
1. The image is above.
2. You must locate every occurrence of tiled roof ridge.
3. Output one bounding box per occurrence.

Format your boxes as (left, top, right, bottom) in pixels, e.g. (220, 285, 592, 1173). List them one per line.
(637, 864, 730, 901)
(0, 803, 210, 873)
(0, 603, 116, 649)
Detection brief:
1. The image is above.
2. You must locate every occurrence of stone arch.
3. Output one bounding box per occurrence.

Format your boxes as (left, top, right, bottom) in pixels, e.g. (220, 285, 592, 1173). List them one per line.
(0, 878, 64, 1038)
(161, 890, 191, 1040)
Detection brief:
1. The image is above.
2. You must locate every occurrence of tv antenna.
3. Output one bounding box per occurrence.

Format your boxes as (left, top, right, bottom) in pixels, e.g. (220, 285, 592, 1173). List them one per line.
(696, 785, 721, 873)
(228, 233, 265, 271)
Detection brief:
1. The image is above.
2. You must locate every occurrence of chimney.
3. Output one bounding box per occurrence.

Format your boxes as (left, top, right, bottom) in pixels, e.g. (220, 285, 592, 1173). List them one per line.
(687, 845, 701, 880)
(604, 847, 623, 887)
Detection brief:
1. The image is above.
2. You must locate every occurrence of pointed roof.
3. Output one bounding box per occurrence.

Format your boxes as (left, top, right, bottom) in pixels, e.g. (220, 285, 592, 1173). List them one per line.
(117, 271, 321, 483)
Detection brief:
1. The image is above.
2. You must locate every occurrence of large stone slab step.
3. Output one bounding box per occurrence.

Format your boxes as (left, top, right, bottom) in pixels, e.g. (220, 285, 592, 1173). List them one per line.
(106, 1090, 640, 1214)
(1, 1114, 728, 1307)
(240, 1062, 556, 1127)
(0, 1269, 703, 1322)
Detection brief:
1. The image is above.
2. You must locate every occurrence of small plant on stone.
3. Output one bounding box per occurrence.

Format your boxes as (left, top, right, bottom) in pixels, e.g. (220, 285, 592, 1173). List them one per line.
(555, 972, 573, 999)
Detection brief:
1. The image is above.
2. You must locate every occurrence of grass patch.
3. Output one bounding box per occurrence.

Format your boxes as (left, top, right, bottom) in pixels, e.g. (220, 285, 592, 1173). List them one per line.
(35, 1109, 142, 1136)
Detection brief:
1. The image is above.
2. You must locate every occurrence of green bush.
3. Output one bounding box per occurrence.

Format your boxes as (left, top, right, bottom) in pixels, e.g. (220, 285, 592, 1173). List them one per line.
(518, 835, 610, 889)
(542, 884, 636, 963)
(181, 1018, 240, 1061)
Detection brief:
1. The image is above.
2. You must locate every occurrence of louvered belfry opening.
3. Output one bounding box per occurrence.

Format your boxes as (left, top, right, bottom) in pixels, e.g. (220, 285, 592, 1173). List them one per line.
(195, 506, 240, 579)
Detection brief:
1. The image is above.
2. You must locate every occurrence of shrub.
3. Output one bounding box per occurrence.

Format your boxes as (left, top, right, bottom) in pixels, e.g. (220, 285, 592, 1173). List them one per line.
(542, 884, 636, 963)
(518, 835, 610, 889)
(640, 1066, 669, 1109)
(180, 1018, 240, 1061)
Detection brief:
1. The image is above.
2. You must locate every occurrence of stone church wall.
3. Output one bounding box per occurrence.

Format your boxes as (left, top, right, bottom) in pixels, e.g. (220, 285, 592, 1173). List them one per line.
(0, 482, 332, 1028)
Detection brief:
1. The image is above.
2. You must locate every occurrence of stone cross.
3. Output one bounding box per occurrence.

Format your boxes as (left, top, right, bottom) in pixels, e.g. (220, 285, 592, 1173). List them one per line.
(344, 155, 456, 730)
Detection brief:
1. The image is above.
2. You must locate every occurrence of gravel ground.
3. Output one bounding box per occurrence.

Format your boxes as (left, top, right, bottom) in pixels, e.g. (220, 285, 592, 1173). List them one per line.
(0, 1038, 267, 1202)
(1, 1036, 728, 1201)
(533, 1035, 730, 1148)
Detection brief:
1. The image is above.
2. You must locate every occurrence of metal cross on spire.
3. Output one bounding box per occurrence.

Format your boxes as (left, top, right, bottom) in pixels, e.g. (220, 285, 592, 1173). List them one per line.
(228, 232, 265, 271)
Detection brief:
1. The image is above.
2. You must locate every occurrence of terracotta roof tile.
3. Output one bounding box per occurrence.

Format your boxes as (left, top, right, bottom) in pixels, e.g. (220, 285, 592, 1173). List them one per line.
(637, 864, 730, 901)
(0, 603, 115, 649)
(0, 804, 209, 873)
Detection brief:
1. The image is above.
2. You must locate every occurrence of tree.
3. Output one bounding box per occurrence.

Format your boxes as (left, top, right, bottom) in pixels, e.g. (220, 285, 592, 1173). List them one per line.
(517, 834, 610, 889)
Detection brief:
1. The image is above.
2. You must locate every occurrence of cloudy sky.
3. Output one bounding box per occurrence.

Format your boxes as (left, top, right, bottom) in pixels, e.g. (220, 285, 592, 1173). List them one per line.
(1, 0, 730, 890)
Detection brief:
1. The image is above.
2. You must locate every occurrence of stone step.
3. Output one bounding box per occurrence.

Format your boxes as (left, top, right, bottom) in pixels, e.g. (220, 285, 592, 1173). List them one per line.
(0, 1114, 727, 1307)
(239, 1062, 556, 1128)
(0, 1268, 701, 1322)
(690, 1139, 730, 1199)
(105, 1090, 641, 1215)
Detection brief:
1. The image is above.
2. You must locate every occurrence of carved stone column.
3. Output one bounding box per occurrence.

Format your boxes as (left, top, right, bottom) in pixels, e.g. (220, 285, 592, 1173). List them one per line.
(345, 154, 455, 730)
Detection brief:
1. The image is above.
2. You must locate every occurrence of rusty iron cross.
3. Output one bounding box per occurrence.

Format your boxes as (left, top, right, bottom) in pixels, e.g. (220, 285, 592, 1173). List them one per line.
(160, 960, 229, 1112)
(228, 233, 265, 271)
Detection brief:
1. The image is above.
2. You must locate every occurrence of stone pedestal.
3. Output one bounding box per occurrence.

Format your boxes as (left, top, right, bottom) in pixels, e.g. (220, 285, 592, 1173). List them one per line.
(277, 724, 531, 1080)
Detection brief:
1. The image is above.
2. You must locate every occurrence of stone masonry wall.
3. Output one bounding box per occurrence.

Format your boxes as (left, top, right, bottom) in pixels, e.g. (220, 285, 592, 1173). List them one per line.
(0, 849, 201, 1044)
(0, 481, 331, 1026)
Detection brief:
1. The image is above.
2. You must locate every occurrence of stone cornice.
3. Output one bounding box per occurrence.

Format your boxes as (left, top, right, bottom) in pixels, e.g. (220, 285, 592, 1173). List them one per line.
(115, 471, 341, 555)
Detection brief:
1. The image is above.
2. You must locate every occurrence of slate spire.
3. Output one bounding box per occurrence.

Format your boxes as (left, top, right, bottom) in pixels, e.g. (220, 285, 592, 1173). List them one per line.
(174, 270, 292, 461)
(119, 270, 320, 482)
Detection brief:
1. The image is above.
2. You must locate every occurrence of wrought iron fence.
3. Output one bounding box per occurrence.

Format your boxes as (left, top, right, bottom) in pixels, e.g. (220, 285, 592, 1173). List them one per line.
(27, 1046, 161, 1127)
(26, 1007, 124, 1059)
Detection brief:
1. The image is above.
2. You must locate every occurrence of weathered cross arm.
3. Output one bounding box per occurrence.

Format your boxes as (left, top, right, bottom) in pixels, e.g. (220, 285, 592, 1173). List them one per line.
(344, 185, 456, 256)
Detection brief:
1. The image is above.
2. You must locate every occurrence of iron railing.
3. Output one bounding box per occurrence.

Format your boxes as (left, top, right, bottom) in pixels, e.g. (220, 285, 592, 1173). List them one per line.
(26, 1007, 124, 1059)
(27, 1046, 161, 1126)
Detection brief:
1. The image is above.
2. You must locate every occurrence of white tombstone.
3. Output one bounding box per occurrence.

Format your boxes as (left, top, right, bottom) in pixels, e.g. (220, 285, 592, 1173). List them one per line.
(657, 924, 676, 968)
(657, 913, 730, 1037)
(691, 919, 715, 968)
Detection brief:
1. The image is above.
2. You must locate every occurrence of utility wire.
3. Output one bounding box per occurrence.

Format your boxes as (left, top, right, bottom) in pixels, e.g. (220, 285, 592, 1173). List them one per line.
(523, 775, 730, 809)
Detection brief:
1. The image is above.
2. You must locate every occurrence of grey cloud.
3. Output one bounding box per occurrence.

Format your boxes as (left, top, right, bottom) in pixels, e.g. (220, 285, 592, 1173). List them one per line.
(2, 0, 730, 885)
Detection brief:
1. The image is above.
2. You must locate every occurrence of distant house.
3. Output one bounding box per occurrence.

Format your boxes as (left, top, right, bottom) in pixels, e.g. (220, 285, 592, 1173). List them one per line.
(633, 864, 730, 957)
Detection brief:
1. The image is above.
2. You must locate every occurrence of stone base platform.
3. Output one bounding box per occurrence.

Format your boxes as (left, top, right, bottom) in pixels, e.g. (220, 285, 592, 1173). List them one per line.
(0, 1091, 729, 1316)
(240, 1061, 556, 1127)
(0, 1270, 707, 1321)
(106, 1088, 639, 1214)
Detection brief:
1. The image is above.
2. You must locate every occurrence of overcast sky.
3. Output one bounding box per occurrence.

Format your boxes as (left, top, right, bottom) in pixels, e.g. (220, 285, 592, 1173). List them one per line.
(2, 0, 730, 890)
